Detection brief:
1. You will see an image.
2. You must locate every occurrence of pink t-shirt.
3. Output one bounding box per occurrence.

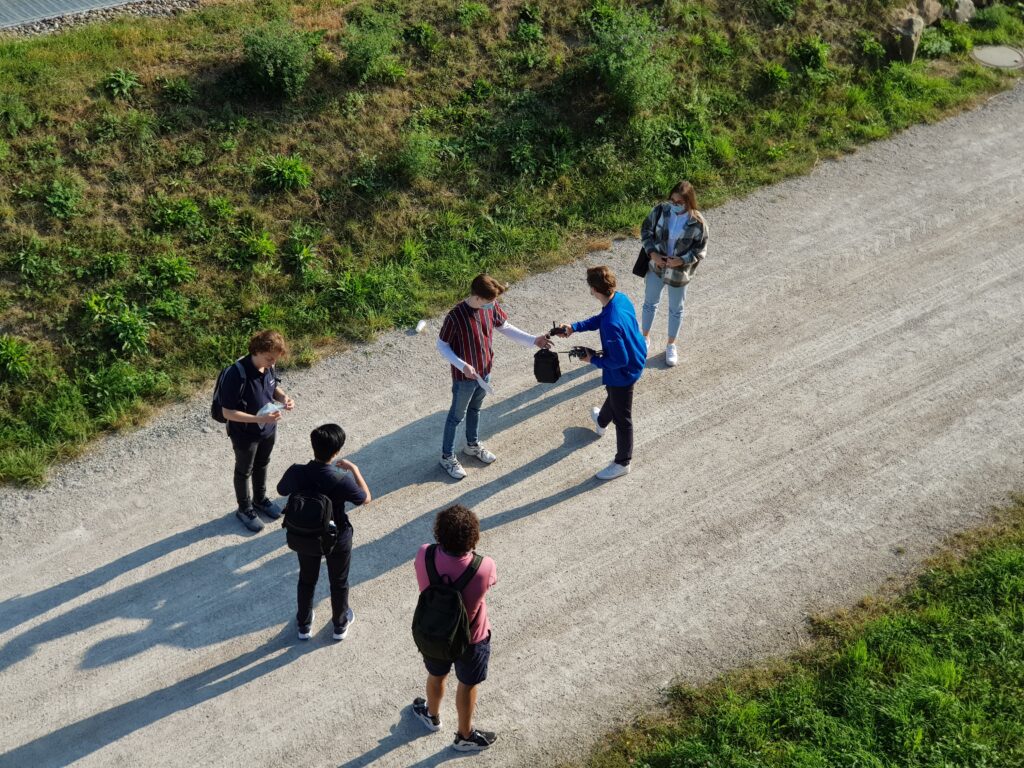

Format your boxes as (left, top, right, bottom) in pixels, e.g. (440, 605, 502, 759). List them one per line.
(415, 544, 497, 645)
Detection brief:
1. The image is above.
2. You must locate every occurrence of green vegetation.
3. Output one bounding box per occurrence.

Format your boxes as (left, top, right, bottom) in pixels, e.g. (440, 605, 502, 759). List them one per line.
(581, 498, 1024, 768)
(0, 1, 1022, 483)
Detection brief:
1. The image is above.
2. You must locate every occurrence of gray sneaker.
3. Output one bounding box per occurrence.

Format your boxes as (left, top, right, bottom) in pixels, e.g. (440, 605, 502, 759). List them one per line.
(236, 506, 265, 532)
(412, 697, 441, 731)
(253, 497, 281, 519)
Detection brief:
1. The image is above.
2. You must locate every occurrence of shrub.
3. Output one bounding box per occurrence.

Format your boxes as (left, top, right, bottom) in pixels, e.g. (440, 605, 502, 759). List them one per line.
(404, 22, 440, 56)
(283, 221, 321, 275)
(395, 130, 440, 181)
(157, 75, 196, 104)
(243, 21, 318, 99)
(258, 153, 313, 191)
(343, 10, 406, 84)
(78, 361, 170, 414)
(233, 227, 277, 264)
(139, 253, 197, 291)
(758, 61, 790, 93)
(857, 31, 887, 66)
(0, 94, 36, 137)
(456, 2, 491, 29)
(44, 178, 83, 220)
(919, 28, 953, 59)
(102, 68, 142, 100)
(756, 0, 800, 23)
(583, 2, 671, 116)
(937, 20, 973, 54)
(148, 195, 205, 232)
(512, 20, 545, 45)
(82, 251, 129, 281)
(790, 35, 830, 72)
(0, 336, 34, 382)
(10, 238, 63, 288)
(83, 293, 153, 358)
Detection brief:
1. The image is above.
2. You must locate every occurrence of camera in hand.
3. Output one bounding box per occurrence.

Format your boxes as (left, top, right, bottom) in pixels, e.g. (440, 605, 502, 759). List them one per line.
(568, 346, 600, 360)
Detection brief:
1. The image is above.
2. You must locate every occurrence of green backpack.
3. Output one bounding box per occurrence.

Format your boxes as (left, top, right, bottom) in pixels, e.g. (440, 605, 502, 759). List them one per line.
(412, 545, 483, 662)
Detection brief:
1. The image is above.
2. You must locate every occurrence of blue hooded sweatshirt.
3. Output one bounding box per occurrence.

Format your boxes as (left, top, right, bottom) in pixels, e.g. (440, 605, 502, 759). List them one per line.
(571, 292, 646, 387)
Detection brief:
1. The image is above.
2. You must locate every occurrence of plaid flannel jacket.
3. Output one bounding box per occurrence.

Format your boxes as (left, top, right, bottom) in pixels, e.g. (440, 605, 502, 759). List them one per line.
(640, 203, 709, 287)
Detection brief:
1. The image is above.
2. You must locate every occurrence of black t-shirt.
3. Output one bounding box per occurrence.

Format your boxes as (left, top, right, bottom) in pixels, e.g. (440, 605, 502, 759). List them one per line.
(276, 461, 367, 530)
(220, 355, 279, 442)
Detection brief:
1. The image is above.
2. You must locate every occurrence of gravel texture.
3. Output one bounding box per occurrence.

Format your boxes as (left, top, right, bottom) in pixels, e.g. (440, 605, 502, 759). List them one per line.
(0, 0, 199, 37)
(0, 83, 1022, 767)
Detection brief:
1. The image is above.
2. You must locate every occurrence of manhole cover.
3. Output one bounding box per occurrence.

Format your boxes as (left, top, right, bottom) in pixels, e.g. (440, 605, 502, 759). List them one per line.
(971, 45, 1024, 70)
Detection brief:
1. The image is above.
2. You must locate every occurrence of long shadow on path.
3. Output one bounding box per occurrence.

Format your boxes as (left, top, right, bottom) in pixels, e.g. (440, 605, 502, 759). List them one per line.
(0, 627, 326, 768)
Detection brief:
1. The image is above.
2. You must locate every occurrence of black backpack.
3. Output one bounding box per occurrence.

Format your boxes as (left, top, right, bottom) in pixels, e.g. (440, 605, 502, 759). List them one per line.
(412, 545, 483, 662)
(210, 359, 246, 424)
(282, 491, 338, 557)
(534, 348, 561, 383)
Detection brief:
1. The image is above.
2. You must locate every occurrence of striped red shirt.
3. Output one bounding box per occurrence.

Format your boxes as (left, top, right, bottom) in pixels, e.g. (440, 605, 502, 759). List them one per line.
(439, 301, 509, 381)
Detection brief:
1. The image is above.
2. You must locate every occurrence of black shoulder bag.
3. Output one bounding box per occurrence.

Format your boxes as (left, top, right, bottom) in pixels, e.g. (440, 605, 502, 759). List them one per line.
(632, 205, 664, 278)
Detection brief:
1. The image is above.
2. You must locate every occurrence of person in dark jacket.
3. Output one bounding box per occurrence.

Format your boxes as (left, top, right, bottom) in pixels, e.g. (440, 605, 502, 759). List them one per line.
(277, 424, 371, 641)
(220, 330, 295, 532)
(557, 266, 646, 480)
(639, 180, 709, 367)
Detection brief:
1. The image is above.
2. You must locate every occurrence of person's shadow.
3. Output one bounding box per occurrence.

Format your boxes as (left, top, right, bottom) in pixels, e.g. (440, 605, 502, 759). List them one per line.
(344, 364, 600, 501)
(0, 626, 326, 768)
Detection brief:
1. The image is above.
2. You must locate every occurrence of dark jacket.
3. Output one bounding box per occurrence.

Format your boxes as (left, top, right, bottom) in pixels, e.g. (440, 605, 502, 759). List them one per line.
(640, 203, 709, 287)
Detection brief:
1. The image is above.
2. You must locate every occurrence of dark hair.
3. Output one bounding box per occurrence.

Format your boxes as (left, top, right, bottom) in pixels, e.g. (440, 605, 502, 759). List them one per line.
(433, 504, 480, 555)
(311, 424, 346, 462)
(470, 274, 506, 302)
(249, 329, 288, 357)
(667, 180, 698, 213)
(586, 265, 616, 297)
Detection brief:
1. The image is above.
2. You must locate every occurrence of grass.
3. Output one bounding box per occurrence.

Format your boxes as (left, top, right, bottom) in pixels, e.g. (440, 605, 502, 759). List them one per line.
(576, 496, 1024, 768)
(0, 1, 1023, 483)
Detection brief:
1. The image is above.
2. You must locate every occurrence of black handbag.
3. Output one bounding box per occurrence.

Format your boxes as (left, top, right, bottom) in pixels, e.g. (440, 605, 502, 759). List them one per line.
(633, 204, 665, 278)
(534, 348, 561, 383)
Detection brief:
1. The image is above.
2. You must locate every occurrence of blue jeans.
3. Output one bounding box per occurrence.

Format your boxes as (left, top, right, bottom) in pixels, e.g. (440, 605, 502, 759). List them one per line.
(442, 376, 489, 457)
(641, 268, 687, 340)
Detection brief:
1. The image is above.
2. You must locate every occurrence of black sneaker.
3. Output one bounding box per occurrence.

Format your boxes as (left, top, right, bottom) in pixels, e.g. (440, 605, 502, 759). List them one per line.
(332, 608, 355, 641)
(412, 697, 441, 732)
(253, 497, 281, 519)
(297, 610, 315, 641)
(452, 729, 497, 752)
(235, 506, 264, 532)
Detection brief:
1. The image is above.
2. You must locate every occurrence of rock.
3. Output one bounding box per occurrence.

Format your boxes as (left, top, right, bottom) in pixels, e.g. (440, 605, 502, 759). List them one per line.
(917, 0, 944, 26)
(949, 0, 976, 23)
(891, 13, 925, 64)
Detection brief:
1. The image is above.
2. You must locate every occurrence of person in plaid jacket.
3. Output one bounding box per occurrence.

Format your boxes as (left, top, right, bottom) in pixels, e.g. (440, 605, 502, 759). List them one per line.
(639, 180, 709, 367)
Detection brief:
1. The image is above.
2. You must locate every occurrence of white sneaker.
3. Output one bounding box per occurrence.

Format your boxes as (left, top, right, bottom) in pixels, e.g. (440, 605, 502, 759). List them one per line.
(590, 407, 606, 437)
(440, 454, 467, 480)
(463, 443, 496, 464)
(596, 462, 631, 481)
(665, 344, 679, 367)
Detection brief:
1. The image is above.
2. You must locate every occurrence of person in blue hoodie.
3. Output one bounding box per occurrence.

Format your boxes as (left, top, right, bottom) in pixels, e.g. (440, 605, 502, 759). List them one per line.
(557, 266, 646, 480)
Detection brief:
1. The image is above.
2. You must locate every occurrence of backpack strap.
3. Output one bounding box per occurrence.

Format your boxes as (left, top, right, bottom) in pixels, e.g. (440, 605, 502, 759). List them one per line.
(452, 553, 483, 593)
(425, 544, 442, 586)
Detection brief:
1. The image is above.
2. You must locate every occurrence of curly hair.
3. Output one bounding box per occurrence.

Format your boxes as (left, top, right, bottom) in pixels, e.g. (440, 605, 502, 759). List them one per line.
(433, 504, 480, 555)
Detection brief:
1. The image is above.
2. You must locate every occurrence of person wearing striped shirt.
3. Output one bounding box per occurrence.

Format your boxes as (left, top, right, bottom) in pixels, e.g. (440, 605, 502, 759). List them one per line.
(436, 274, 552, 480)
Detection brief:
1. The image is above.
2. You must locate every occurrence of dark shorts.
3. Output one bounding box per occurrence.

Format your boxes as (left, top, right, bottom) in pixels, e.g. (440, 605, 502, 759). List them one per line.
(423, 633, 491, 686)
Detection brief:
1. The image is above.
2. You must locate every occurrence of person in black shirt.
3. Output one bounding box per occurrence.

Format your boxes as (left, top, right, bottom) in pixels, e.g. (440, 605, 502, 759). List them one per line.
(220, 330, 295, 532)
(277, 424, 372, 641)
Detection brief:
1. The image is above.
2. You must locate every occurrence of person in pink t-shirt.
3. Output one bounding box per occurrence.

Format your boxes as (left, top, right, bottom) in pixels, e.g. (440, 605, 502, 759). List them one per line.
(411, 505, 499, 752)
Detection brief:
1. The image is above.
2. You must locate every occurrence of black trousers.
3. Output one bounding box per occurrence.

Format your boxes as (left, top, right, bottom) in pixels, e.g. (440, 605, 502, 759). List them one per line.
(296, 526, 354, 626)
(230, 433, 276, 509)
(597, 384, 634, 466)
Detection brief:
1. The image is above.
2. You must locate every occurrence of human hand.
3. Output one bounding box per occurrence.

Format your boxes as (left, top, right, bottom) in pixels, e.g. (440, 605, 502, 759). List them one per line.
(257, 411, 282, 425)
(535, 335, 553, 350)
(283, 395, 295, 410)
(666, 257, 685, 268)
(335, 458, 356, 473)
(554, 324, 573, 338)
(652, 253, 668, 269)
(580, 349, 593, 364)
(462, 363, 478, 379)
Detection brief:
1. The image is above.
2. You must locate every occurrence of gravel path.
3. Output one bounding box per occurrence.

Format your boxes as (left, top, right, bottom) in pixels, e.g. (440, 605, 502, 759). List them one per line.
(0, 0, 199, 36)
(1, 83, 1023, 768)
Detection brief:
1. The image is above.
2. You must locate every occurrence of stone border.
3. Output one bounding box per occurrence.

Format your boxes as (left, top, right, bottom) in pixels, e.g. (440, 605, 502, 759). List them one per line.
(0, 0, 200, 38)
